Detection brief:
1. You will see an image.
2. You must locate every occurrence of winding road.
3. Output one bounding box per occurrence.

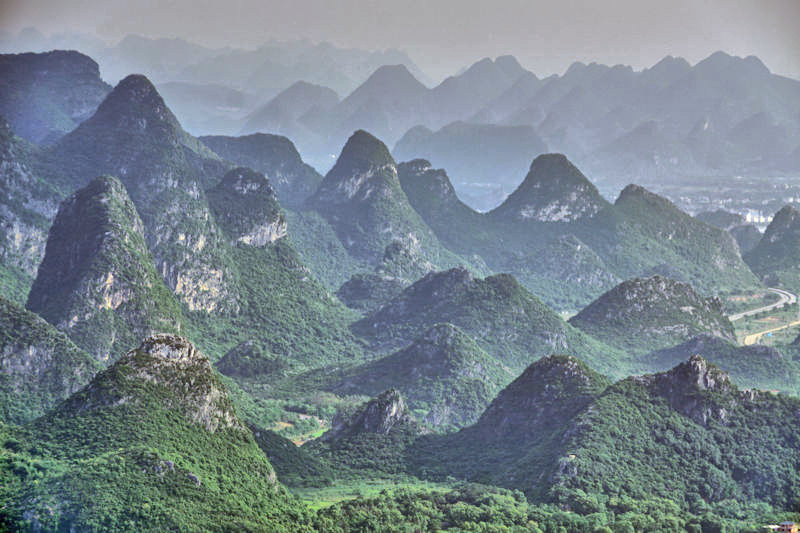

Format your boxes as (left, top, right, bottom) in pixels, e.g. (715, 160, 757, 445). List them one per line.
(727, 287, 800, 346)
(727, 287, 797, 322)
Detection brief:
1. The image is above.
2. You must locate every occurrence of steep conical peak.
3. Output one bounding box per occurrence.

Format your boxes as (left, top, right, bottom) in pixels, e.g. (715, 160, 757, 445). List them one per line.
(333, 129, 395, 174)
(661, 354, 732, 390)
(475, 354, 609, 438)
(323, 388, 416, 440)
(136, 334, 200, 363)
(492, 153, 608, 222)
(63, 334, 243, 433)
(494, 55, 527, 78)
(26, 175, 180, 361)
(94, 74, 178, 128)
(216, 166, 277, 198)
(360, 64, 425, 92)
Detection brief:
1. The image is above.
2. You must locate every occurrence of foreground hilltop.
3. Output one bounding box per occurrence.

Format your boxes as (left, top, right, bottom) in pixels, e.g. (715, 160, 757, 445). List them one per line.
(409, 354, 800, 515)
(0, 334, 311, 531)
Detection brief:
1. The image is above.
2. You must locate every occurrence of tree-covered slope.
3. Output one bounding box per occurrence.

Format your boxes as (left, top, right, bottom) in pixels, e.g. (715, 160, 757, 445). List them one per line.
(569, 275, 736, 355)
(26, 176, 182, 362)
(351, 267, 625, 375)
(744, 205, 800, 285)
(0, 335, 312, 531)
(332, 323, 515, 429)
(0, 296, 100, 424)
(412, 355, 800, 517)
(307, 130, 468, 279)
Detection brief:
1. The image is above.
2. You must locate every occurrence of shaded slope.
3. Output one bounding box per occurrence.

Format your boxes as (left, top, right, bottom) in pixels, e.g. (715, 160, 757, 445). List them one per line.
(0, 296, 100, 424)
(0, 117, 61, 301)
(0, 50, 111, 143)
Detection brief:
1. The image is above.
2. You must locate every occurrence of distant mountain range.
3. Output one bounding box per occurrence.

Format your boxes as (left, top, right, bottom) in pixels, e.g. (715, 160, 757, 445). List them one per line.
(2, 39, 797, 211)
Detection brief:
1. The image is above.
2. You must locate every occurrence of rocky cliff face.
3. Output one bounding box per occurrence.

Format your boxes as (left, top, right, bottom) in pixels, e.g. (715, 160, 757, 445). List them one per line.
(208, 167, 287, 246)
(45, 74, 240, 314)
(490, 154, 609, 222)
(324, 389, 417, 440)
(0, 50, 111, 143)
(0, 118, 61, 299)
(26, 176, 182, 362)
(0, 296, 100, 423)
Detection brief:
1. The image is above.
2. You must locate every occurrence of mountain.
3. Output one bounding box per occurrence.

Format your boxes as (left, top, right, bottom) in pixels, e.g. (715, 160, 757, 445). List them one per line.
(396, 159, 488, 252)
(0, 296, 100, 423)
(43, 74, 239, 313)
(239, 81, 340, 153)
(26, 176, 182, 362)
(307, 130, 465, 276)
(489, 153, 608, 222)
(200, 133, 323, 207)
(323, 65, 429, 144)
(411, 355, 800, 515)
(393, 122, 547, 199)
(156, 81, 257, 136)
(569, 275, 735, 354)
(427, 56, 529, 128)
(744, 205, 800, 285)
(0, 117, 61, 301)
(607, 184, 761, 294)
(335, 272, 409, 313)
(0, 335, 311, 530)
(0, 50, 111, 144)
(696, 209, 762, 254)
(332, 323, 515, 429)
(207, 167, 286, 246)
(410, 354, 611, 498)
(307, 389, 420, 475)
(643, 334, 800, 394)
(243, 81, 339, 131)
(351, 267, 624, 375)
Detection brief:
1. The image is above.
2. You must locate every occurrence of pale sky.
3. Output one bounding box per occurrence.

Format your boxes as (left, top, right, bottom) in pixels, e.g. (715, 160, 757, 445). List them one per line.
(2, 0, 799, 80)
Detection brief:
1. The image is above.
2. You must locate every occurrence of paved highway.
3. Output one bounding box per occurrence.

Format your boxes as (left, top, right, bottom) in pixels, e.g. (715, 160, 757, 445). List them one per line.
(727, 287, 797, 322)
